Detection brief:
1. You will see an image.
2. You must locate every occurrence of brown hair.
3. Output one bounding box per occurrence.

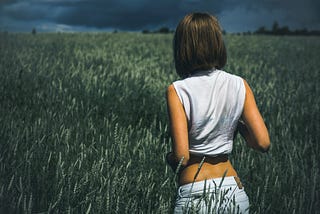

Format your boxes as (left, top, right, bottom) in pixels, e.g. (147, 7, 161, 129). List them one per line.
(173, 12, 227, 78)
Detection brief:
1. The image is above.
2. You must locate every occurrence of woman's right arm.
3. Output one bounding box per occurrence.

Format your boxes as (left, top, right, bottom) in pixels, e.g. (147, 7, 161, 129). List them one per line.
(239, 79, 270, 152)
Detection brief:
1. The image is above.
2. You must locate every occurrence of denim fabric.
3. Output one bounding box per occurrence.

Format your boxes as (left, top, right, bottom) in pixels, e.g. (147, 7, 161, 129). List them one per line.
(174, 176, 249, 214)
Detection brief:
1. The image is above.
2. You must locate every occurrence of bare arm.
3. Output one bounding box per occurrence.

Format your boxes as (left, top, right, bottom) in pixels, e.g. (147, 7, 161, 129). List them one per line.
(239, 79, 270, 152)
(166, 84, 190, 168)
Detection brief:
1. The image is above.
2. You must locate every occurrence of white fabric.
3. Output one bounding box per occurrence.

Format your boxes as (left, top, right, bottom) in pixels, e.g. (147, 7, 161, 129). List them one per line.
(174, 176, 250, 213)
(172, 69, 245, 156)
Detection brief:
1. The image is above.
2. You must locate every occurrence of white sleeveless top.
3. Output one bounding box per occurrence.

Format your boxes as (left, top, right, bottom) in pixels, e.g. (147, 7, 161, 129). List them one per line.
(172, 69, 245, 157)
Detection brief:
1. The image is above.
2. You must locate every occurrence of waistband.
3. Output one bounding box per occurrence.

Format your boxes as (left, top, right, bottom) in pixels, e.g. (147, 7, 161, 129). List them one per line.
(178, 176, 243, 197)
(188, 154, 229, 165)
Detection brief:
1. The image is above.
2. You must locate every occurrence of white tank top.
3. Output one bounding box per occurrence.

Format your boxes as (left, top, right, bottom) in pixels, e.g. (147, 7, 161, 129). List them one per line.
(172, 69, 245, 157)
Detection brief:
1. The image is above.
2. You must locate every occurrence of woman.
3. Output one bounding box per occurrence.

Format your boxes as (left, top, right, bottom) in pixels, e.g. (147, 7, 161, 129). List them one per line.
(166, 13, 270, 213)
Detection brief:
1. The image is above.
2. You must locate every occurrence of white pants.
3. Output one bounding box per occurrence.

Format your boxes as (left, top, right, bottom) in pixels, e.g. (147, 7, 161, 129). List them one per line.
(174, 176, 249, 214)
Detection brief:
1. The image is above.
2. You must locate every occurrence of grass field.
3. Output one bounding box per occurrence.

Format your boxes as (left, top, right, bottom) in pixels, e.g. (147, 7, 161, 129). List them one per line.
(0, 32, 319, 213)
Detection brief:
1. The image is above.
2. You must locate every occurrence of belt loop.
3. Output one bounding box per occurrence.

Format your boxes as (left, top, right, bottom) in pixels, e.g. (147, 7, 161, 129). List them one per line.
(234, 176, 243, 189)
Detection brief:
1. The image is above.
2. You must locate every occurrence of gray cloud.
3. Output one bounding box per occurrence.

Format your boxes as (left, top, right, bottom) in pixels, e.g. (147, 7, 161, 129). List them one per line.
(0, 0, 319, 32)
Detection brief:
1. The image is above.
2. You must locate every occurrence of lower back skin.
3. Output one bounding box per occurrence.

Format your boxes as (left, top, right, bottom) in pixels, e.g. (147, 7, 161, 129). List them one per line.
(178, 155, 238, 185)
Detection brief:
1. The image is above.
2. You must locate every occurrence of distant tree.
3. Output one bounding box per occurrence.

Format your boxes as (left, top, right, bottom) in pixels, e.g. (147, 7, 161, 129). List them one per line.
(158, 27, 170, 34)
(309, 30, 320, 36)
(255, 26, 267, 34)
(222, 30, 227, 35)
(272, 21, 279, 34)
(294, 28, 308, 35)
(32, 28, 36, 35)
(142, 29, 150, 34)
(278, 26, 290, 35)
(254, 21, 320, 36)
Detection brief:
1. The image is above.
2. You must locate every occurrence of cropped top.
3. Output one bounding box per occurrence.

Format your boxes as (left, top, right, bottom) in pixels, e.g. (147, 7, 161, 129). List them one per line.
(172, 69, 246, 157)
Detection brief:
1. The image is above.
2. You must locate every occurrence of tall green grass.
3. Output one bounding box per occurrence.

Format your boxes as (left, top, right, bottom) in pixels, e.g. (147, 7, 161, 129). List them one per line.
(0, 32, 319, 213)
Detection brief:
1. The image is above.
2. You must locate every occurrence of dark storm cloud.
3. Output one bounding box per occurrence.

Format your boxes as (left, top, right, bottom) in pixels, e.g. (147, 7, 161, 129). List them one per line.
(0, 0, 228, 29)
(53, 0, 230, 29)
(54, 1, 177, 29)
(1, 0, 319, 32)
(246, 0, 320, 28)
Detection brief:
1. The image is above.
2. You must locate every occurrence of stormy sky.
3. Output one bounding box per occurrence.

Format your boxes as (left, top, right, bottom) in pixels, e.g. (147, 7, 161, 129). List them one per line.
(1, 0, 320, 32)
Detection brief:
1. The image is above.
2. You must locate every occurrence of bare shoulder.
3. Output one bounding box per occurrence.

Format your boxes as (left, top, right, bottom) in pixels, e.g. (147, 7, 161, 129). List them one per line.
(166, 84, 177, 98)
(241, 78, 253, 95)
(167, 84, 175, 93)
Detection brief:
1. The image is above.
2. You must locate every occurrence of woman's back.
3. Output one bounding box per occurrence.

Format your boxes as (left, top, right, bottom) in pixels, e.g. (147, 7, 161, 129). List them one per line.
(173, 69, 245, 157)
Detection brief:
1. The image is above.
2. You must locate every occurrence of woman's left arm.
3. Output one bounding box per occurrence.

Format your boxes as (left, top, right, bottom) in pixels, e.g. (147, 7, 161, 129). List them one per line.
(166, 84, 190, 169)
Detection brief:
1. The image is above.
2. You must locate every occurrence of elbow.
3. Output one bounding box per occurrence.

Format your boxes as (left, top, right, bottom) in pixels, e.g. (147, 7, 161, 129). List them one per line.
(247, 135, 270, 153)
(259, 140, 270, 153)
(181, 158, 190, 167)
(254, 132, 270, 153)
(174, 154, 190, 168)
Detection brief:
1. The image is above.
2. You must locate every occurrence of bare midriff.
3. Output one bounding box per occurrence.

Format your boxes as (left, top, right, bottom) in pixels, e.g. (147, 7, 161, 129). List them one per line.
(178, 154, 238, 186)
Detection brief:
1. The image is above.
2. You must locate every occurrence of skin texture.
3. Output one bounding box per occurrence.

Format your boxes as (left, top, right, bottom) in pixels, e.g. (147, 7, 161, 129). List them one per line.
(166, 79, 270, 185)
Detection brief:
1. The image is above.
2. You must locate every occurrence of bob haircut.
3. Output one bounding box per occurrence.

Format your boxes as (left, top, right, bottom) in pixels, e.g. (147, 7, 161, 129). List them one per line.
(173, 12, 227, 78)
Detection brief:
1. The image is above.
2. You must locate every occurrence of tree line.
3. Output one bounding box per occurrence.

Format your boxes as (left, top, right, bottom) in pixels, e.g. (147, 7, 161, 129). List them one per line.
(2, 22, 319, 36)
(142, 27, 174, 34)
(142, 22, 320, 36)
(254, 21, 320, 36)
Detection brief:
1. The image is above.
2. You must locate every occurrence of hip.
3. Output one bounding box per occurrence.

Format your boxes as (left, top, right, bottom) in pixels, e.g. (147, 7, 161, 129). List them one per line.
(174, 176, 249, 214)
